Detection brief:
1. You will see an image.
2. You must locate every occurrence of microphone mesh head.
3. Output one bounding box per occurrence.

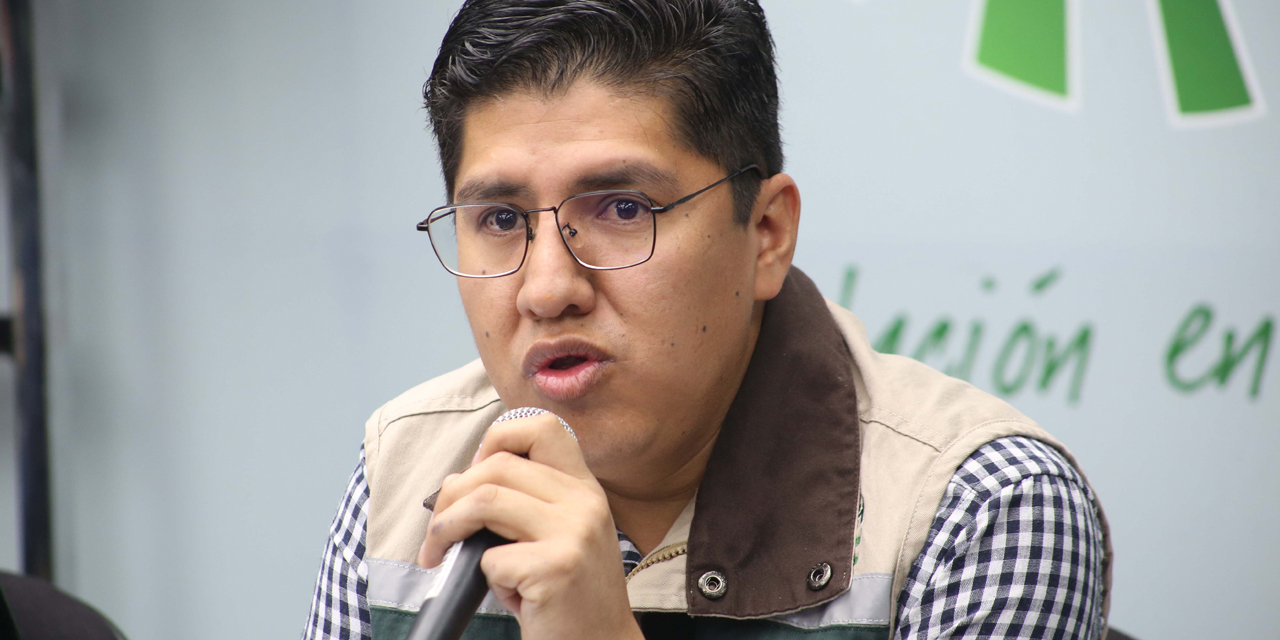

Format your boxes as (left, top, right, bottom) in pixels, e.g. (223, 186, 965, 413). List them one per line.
(494, 407, 577, 442)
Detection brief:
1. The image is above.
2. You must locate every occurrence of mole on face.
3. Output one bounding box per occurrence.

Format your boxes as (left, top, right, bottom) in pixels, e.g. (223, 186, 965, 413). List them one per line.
(702, 326, 707, 333)
(485, 332, 490, 338)
(735, 291, 740, 298)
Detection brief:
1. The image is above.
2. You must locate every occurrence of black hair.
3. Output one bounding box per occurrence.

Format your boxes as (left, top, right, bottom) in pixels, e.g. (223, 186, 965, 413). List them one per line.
(425, 0, 782, 223)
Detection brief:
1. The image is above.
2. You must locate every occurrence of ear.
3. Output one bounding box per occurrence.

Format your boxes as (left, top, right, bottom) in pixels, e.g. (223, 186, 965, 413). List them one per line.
(751, 172, 801, 301)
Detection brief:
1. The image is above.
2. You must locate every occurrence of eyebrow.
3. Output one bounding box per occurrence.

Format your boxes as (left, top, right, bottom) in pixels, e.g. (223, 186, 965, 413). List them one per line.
(570, 163, 681, 196)
(453, 180, 533, 205)
(453, 162, 682, 205)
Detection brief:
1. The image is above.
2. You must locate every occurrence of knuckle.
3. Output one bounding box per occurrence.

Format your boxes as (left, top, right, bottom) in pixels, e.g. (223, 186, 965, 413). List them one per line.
(550, 545, 583, 574)
(489, 450, 520, 467)
(523, 580, 553, 605)
(577, 512, 604, 543)
(474, 482, 502, 506)
(483, 425, 521, 452)
(435, 475, 461, 507)
(491, 419, 520, 438)
(582, 493, 610, 520)
(537, 413, 562, 434)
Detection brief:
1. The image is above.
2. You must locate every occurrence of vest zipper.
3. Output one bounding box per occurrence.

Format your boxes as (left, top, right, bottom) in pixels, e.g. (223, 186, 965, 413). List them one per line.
(625, 542, 688, 582)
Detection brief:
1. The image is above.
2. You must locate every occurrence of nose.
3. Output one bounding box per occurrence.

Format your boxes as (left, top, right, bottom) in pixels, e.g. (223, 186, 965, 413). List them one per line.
(515, 209, 597, 319)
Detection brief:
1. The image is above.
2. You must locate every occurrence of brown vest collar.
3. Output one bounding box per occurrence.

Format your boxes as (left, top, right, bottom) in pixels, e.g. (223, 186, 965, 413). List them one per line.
(686, 268, 861, 618)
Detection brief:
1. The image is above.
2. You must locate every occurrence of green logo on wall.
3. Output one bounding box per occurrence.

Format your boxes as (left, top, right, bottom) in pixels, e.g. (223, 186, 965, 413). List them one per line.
(964, 0, 1266, 127)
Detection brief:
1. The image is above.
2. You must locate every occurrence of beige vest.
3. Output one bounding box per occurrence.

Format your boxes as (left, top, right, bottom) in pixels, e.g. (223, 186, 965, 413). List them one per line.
(362, 300, 1111, 637)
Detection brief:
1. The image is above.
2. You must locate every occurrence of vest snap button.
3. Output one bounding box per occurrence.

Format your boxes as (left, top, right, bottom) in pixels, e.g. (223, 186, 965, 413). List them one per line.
(807, 562, 832, 590)
(698, 570, 727, 600)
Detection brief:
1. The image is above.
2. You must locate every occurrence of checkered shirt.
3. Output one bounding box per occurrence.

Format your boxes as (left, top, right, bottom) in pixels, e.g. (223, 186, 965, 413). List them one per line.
(302, 454, 371, 640)
(302, 436, 1105, 639)
(894, 437, 1106, 639)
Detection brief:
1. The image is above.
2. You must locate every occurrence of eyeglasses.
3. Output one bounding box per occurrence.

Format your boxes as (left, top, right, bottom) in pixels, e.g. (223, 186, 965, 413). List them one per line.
(418, 164, 762, 278)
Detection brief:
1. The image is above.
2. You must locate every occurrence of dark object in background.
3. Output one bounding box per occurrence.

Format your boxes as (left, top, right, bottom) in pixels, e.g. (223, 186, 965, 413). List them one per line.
(1, 0, 54, 581)
(0, 572, 127, 640)
(0, 577, 20, 640)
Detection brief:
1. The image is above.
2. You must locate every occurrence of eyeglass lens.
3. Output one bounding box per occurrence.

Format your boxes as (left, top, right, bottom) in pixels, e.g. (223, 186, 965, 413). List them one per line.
(428, 191, 656, 277)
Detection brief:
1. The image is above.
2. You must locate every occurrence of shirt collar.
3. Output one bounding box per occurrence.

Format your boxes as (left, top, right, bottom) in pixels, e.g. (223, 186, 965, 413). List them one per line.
(686, 267, 861, 618)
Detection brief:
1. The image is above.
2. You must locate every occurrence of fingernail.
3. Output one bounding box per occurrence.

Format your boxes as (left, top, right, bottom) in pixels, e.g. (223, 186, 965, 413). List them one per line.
(471, 448, 481, 465)
(422, 490, 440, 511)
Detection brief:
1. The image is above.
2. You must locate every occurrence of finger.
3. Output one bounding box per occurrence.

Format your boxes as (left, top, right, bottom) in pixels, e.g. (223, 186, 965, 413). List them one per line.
(418, 483, 556, 568)
(479, 541, 563, 604)
(433, 451, 577, 516)
(474, 413, 588, 478)
(478, 539, 621, 605)
(487, 580, 522, 618)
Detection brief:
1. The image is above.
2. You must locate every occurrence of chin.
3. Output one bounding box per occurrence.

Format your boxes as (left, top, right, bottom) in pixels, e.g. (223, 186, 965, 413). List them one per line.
(578, 422, 652, 467)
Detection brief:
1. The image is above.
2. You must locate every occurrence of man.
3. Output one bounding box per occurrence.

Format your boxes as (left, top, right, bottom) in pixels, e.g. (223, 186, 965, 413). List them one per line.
(304, 1, 1111, 639)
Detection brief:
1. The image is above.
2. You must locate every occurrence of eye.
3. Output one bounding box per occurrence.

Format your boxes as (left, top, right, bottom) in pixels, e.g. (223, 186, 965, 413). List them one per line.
(612, 199, 640, 220)
(480, 207, 521, 233)
(594, 195, 647, 222)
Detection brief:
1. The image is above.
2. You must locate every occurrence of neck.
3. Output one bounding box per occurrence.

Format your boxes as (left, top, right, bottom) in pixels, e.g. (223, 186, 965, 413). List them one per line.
(601, 425, 720, 555)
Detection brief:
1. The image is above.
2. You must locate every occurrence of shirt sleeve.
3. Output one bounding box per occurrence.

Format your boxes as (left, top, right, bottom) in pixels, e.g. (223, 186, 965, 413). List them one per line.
(895, 436, 1107, 640)
(303, 447, 372, 640)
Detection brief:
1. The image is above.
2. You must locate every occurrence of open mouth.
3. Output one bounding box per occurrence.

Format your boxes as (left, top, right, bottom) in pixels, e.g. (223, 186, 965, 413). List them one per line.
(548, 355, 589, 371)
(523, 339, 613, 402)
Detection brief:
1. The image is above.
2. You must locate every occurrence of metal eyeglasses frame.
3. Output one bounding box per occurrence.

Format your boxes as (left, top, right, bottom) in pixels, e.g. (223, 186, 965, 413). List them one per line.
(417, 164, 763, 278)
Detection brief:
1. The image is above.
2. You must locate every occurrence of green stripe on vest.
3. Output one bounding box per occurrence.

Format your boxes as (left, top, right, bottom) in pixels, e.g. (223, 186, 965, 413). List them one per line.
(372, 607, 520, 640)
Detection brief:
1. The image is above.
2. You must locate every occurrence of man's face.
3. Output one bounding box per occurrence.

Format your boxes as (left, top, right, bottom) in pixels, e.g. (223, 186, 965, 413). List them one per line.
(453, 81, 769, 490)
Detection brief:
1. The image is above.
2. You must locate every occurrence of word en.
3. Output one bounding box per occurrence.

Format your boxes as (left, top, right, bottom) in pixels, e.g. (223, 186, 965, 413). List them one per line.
(1166, 304, 1271, 400)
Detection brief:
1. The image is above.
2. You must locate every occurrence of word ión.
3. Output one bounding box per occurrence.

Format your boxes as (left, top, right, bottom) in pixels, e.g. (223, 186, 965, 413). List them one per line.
(840, 266, 1091, 405)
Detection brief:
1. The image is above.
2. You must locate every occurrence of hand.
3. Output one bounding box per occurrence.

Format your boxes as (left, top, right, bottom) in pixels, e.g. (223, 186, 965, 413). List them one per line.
(417, 412, 643, 640)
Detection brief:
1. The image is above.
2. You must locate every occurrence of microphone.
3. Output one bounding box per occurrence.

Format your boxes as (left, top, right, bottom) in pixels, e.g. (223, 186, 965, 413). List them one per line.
(406, 408, 577, 640)
(404, 528, 510, 640)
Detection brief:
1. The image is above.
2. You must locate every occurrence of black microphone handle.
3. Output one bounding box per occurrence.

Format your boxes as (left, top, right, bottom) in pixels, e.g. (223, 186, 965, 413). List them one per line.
(405, 529, 512, 640)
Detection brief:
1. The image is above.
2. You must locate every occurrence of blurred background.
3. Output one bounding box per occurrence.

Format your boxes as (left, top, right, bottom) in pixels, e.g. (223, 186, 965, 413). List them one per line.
(0, 0, 1275, 638)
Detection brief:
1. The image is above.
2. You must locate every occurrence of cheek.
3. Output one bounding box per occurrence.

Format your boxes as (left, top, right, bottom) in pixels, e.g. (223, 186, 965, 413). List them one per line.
(657, 226, 755, 304)
(613, 239, 753, 353)
(459, 279, 520, 346)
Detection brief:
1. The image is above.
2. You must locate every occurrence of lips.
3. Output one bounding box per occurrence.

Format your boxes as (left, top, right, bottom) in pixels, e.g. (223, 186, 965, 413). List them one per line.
(522, 338, 613, 402)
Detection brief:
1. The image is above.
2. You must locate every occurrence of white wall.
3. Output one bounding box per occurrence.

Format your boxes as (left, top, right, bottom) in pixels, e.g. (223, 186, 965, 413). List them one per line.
(0, 1, 1272, 639)
(28, 1, 470, 638)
